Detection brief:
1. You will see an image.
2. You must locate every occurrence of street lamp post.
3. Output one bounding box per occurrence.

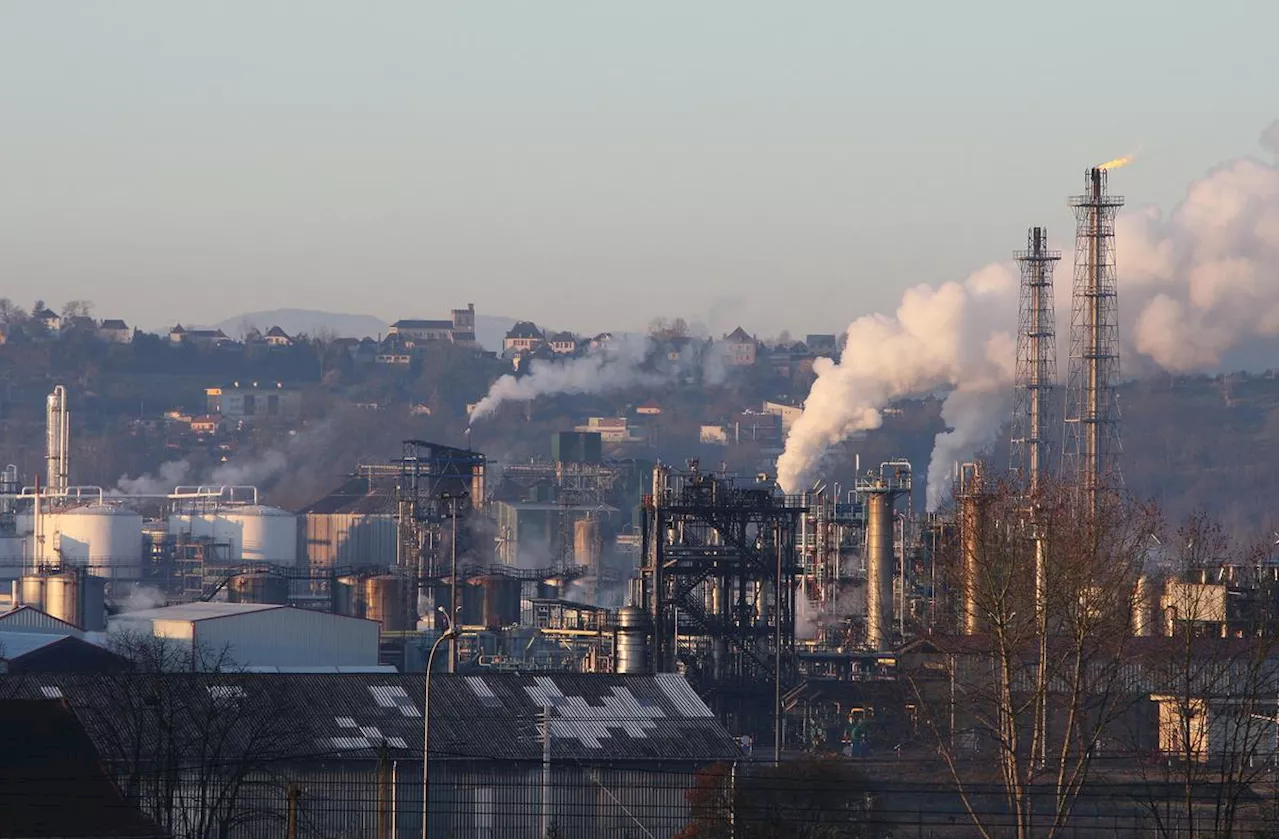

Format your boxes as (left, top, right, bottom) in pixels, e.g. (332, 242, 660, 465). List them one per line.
(422, 606, 458, 839)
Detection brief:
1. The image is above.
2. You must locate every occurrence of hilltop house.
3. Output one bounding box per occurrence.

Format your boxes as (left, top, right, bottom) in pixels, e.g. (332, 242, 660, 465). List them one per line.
(31, 307, 60, 333)
(96, 319, 132, 343)
(504, 321, 546, 354)
(170, 324, 233, 348)
(388, 303, 477, 347)
(264, 326, 294, 347)
(547, 331, 578, 354)
(719, 327, 758, 366)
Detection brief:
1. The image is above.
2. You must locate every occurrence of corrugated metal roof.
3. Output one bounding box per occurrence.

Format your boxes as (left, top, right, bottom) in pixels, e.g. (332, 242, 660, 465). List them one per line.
(111, 602, 282, 622)
(0, 605, 84, 637)
(0, 631, 70, 659)
(10, 673, 742, 765)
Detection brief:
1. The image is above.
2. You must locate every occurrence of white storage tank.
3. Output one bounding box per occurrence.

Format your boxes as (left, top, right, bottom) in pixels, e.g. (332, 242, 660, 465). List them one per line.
(220, 506, 297, 566)
(0, 535, 25, 580)
(45, 505, 145, 580)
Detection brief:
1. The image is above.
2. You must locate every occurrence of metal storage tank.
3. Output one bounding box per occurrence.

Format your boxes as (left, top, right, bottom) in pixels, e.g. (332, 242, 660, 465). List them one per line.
(220, 506, 298, 566)
(333, 574, 365, 617)
(300, 513, 398, 573)
(480, 576, 521, 629)
(45, 505, 144, 580)
(19, 575, 45, 610)
(45, 571, 107, 631)
(363, 575, 409, 632)
(574, 518, 602, 572)
(614, 605, 651, 674)
(227, 572, 289, 605)
(0, 535, 25, 580)
(458, 580, 486, 627)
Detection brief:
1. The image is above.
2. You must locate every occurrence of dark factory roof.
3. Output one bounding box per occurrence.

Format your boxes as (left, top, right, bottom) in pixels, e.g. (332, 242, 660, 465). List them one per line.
(0, 700, 167, 838)
(297, 474, 397, 515)
(10, 673, 742, 765)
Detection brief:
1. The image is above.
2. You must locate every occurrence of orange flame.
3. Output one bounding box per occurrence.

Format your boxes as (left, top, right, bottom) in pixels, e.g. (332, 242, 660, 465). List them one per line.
(1096, 152, 1135, 171)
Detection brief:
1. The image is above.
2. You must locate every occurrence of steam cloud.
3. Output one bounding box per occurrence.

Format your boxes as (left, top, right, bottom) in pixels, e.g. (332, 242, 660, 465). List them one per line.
(113, 420, 339, 501)
(470, 333, 727, 422)
(775, 265, 1017, 503)
(779, 126, 1279, 508)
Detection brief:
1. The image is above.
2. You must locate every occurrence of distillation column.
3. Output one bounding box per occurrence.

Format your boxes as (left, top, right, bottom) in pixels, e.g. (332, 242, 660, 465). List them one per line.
(46, 386, 70, 495)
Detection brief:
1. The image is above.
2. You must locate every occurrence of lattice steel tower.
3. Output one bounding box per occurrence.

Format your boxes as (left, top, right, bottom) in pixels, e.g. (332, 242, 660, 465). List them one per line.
(1064, 168, 1124, 509)
(1010, 227, 1060, 496)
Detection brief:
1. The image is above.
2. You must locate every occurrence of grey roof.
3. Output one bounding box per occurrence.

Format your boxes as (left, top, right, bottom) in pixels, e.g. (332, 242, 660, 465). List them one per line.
(112, 602, 282, 622)
(724, 326, 754, 342)
(505, 321, 544, 340)
(99, 319, 129, 330)
(0, 605, 84, 636)
(265, 325, 291, 338)
(548, 331, 577, 343)
(8, 673, 742, 764)
(392, 319, 453, 330)
(297, 474, 398, 514)
(0, 631, 73, 659)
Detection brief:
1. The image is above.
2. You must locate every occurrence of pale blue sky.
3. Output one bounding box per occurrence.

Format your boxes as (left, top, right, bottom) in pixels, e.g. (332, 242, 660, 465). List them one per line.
(1, 2, 1275, 336)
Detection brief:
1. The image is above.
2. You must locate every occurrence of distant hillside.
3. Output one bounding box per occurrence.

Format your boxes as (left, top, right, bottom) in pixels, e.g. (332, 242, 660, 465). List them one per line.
(198, 309, 518, 352)
(204, 310, 387, 341)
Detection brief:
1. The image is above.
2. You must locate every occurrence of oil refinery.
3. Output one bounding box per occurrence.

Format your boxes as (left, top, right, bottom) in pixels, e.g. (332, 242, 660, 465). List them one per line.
(0, 169, 1274, 760)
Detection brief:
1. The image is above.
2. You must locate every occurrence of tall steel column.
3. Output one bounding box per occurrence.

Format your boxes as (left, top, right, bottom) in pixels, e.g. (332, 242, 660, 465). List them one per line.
(1064, 168, 1124, 511)
(1010, 227, 1060, 496)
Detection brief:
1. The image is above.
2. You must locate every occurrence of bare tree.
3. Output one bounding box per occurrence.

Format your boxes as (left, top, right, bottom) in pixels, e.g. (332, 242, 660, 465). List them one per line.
(92, 631, 309, 838)
(0, 298, 27, 325)
(906, 477, 1156, 838)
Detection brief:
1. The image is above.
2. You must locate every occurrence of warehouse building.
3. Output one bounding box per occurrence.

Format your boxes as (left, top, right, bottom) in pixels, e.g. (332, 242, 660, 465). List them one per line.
(297, 473, 399, 572)
(108, 602, 379, 670)
(8, 671, 742, 839)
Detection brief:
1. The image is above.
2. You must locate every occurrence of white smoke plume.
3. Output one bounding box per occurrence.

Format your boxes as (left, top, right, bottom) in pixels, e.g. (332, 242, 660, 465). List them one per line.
(1121, 138, 1278, 371)
(118, 584, 167, 613)
(776, 264, 1017, 501)
(112, 419, 338, 501)
(115, 460, 192, 495)
(470, 333, 726, 422)
(779, 126, 1279, 508)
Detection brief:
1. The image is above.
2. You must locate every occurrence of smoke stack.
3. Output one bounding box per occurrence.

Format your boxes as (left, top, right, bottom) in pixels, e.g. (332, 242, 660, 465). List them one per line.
(957, 462, 984, 635)
(864, 486, 893, 650)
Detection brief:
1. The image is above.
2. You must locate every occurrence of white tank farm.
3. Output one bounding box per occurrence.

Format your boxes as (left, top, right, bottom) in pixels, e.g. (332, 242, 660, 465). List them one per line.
(42, 505, 145, 580)
(169, 505, 297, 566)
(222, 505, 297, 565)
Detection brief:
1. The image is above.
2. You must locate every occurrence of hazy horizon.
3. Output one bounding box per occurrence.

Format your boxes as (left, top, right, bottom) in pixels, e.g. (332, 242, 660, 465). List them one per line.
(2, 2, 1276, 336)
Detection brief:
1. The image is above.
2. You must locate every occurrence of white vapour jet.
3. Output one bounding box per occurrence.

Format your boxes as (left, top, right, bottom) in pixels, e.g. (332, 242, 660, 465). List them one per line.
(777, 128, 1278, 508)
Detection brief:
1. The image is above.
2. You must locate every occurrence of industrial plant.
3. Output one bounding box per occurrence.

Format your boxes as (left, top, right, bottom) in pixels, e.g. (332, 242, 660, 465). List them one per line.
(0, 167, 1274, 836)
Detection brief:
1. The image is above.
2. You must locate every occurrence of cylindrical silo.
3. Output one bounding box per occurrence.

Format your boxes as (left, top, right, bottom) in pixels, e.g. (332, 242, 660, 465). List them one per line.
(459, 579, 484, 627)
(614, 605, 652, 674)
(574, 518, 601, 572)
(0, 535, 25, 581)
(363, 575, 409, 632)
(220, 506, 298, 566)
(47, 505, 144, 580)
(333, 574, 364, 617)
(227, 572, 289, 605)
(43, 570, 79, 627)
(480, 576, 521, 629)
(864, 489, 894, 650)
(19, 575, 45, 611)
